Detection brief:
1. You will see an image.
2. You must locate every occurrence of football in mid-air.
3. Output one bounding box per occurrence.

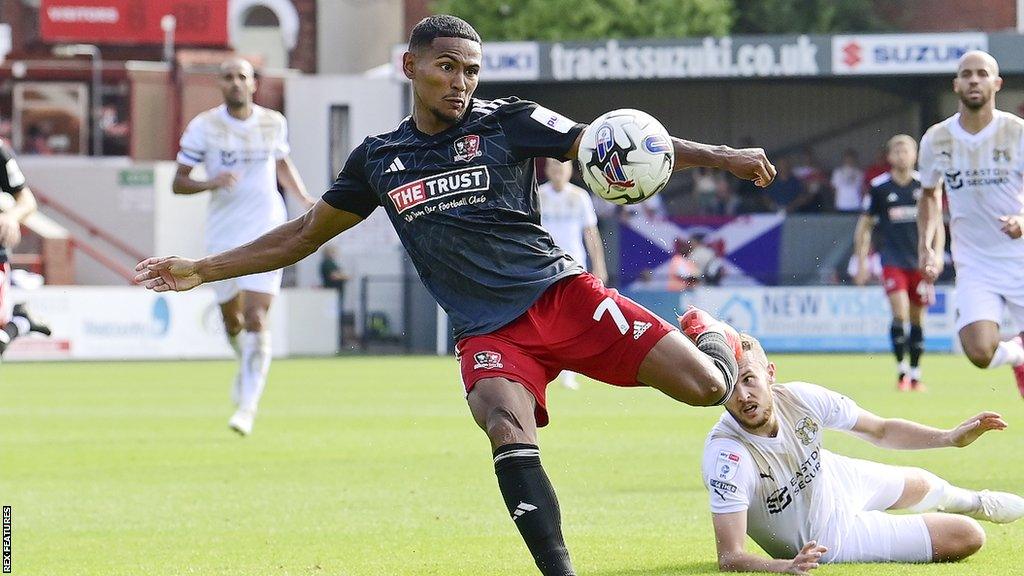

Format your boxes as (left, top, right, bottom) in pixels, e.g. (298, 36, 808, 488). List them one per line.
(577, 109, 674, 205)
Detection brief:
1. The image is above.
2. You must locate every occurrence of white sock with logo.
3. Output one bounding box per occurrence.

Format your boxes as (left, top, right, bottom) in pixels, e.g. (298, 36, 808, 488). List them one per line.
(987, 338, 1024, 369)
(239, 330, 272, 413)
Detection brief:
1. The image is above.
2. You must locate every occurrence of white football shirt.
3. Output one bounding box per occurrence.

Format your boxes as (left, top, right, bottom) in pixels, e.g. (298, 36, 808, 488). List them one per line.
(701, 383, 859, 560)
(538, 181, 598, 266)
(918, 110, 1024, 267)
(177, 104, 290, 253)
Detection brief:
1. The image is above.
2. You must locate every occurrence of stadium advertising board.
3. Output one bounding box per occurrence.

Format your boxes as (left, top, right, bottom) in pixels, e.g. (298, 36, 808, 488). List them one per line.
(40, 0, 228, 46)
(625, 286, 957, 353)
(549, 36, 823, 80)
(4, 287, 284, 361)
(832, 33, 987, 75)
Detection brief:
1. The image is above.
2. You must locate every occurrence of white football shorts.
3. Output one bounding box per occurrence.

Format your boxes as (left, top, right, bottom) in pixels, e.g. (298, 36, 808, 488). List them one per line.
(823, 453, 933, 564)
(954, 262, 1024, 332)
(209, 269, 283, 304)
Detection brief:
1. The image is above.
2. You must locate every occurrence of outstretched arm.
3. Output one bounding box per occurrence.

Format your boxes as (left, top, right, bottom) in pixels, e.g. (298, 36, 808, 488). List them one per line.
(850, 409, 1007, 450)
(565, 132, 776, 188)
(135, 200, 362, 291)
(712, 512, 825, 574)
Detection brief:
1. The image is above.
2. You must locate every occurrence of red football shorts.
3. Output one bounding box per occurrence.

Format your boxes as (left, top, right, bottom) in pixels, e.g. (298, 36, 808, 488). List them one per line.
(882, 265, 930, 306)
(456, 272, 675, 427)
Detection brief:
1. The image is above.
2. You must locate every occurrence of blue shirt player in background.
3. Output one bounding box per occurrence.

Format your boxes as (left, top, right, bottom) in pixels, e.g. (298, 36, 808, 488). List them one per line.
(135, 15, 776, 575)
(854, 134, 929, 392)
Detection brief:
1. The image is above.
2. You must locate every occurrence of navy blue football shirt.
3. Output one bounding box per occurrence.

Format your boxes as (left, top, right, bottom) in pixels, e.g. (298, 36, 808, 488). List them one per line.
(0, 141, 27, 265)
(863, 171, 922, 269)
(323, 98, 586, 339)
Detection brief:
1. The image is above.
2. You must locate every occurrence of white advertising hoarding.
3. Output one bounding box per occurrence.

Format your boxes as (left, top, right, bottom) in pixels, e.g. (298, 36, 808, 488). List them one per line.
(832, 33, 987, 75)
(4, 287, 337, 361)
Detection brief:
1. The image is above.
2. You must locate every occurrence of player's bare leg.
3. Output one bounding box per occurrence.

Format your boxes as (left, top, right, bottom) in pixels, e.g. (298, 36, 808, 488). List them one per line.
(959, 320, 1024, 396)
(908, 301, 926, 390)
(921, 514, 985, 562)
(887, 290, 911, 390)
(637, 330, 734, 406)
(468, 378, 573, 576)
(219, 295, 245, 406)
(229, 290, 274, 435)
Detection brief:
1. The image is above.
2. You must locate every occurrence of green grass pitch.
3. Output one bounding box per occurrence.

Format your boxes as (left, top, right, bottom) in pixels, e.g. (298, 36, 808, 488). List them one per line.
(2, 354, 1023, 575)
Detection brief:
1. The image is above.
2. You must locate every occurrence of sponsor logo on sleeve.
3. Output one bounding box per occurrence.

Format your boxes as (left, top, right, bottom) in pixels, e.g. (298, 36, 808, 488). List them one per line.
(529, 106, 575, 133)
(716, 451, 741, 481)
(473, 351, 503, 370)
(709, 479, 737, 493)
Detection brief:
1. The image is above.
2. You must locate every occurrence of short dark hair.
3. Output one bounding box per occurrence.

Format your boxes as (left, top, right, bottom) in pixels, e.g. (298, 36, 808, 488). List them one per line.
(408, 14, 481, 52)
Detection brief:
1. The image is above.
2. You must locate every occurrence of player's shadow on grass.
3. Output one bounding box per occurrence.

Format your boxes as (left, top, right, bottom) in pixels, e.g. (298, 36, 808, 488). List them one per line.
(591, 561, 719, 575)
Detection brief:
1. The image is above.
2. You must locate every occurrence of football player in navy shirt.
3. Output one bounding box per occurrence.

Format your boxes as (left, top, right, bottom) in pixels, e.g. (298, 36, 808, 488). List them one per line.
(854, 134, 929, 392)
(136, 15, 776, 575)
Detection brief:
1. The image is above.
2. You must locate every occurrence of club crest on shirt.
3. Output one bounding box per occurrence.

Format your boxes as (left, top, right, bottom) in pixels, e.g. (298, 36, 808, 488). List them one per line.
(994, 148, 1011, 162)
(473, 351, 503, 370)
(716, 451, 741, 481)
(794, 417, 819, 446)
(453, 135, 483, 163)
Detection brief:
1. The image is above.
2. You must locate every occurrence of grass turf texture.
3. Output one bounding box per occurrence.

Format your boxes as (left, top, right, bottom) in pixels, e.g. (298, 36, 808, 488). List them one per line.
(2, 355, 1023, 576)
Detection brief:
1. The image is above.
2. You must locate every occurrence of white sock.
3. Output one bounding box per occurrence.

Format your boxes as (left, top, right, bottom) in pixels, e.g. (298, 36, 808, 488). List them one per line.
(898, 360, 909, 375)
(11, 316, 30, 336)
(227, 332, 242, 359)
(907, 470, 981, 514)
(239, 330, 271, 413)
(987, 339, 1024, 368)
(910, 366, 922, 380)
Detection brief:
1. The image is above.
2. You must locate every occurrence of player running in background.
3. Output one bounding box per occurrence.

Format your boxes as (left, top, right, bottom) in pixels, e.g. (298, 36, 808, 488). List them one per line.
(538, 158, 608, 390)
(0, 140, 50, 358)
(918, 50, 1024, 397)
(702, 333, 1024, 574)
(172, 58, 315, 435)
(854, 135, 928, 391)
(136, 16, 775, 575)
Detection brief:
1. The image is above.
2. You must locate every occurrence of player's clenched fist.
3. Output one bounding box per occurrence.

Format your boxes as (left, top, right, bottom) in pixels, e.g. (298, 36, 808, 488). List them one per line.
(723, 147, 776, 188)
(133, 256, 203, 292)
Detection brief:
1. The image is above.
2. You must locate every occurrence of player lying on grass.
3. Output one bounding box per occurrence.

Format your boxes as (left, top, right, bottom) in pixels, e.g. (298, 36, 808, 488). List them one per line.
(697, 329, 1024, 574)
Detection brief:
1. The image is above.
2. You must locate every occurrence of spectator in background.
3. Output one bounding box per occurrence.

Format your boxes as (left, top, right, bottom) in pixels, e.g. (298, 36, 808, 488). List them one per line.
(319, 243, 349, 349)
(668, 236, 701, 291)
(689, 232, 725, 285)
(707, 173, 740, 216)
(693, 167, 718, 214)
(793, 147, 826, 212)
(736, 173, 772, 214)
(764, 157, 810, 213)
(831, 148, 866, 212)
